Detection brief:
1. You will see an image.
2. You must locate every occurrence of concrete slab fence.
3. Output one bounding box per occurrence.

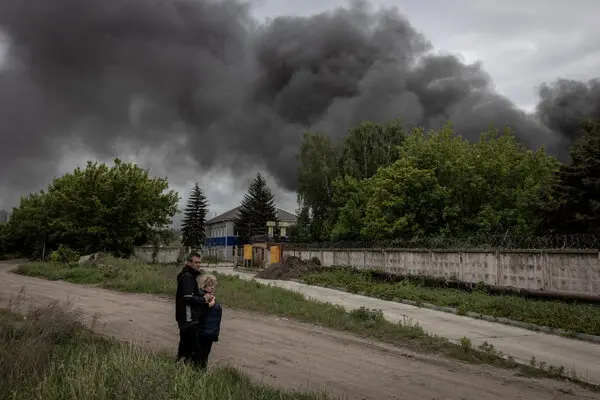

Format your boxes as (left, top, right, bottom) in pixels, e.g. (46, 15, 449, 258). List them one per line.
(283, 248, 600, 296)
(133, 246, 185, 264)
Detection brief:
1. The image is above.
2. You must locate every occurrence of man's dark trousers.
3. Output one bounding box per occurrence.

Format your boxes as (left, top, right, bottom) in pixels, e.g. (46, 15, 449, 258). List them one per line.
(177, 324, 202, 366)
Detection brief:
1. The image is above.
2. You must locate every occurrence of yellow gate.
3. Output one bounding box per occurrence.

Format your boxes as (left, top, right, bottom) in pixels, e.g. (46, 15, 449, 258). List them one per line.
(243, 245, 252, 261)
(269, 245, 281, 264)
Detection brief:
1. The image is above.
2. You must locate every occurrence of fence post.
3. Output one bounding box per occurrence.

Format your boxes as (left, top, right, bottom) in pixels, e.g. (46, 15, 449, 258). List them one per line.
(428, 249, 432, 275)
(495, 249, 500, 286)
(458, 251, 464, 281)
(347, 249, 350, 267)
(363, 249, 367, 270)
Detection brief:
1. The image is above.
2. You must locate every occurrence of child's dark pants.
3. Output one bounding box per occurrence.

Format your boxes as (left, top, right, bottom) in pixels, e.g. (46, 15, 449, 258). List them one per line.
(197, 335, 214, 369)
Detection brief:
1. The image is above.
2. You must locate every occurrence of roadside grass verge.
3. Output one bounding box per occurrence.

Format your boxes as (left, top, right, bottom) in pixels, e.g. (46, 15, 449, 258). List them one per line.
(0, 299, 330, 400)
(14, 258, 598, 389)
(300, 268, 600, 336)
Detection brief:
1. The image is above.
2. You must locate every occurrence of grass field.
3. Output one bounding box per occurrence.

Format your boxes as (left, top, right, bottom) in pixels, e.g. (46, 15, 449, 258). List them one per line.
(300, 269, 600, 336)
(14, 258, 592, 386)
(0, 302, 330, 400)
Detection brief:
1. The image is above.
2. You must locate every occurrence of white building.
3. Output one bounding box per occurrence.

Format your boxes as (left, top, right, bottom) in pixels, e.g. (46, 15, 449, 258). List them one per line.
(204, 206, 296, 261)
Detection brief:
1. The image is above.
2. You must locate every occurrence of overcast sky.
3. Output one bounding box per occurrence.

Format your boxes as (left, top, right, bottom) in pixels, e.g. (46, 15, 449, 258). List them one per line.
(0, 0, 599, 221)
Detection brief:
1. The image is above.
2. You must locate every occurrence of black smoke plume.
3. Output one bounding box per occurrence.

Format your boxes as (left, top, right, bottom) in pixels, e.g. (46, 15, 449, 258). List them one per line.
(0, 0, 597, 207)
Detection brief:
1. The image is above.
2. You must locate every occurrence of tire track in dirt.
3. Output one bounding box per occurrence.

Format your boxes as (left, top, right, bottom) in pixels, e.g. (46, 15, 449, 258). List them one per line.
(0, 262, 597, 400)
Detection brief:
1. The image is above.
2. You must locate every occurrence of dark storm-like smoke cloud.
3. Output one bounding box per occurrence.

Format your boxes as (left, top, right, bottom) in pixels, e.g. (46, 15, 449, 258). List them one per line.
(0, 0, 596, 207)
(536, 79, 600, 153)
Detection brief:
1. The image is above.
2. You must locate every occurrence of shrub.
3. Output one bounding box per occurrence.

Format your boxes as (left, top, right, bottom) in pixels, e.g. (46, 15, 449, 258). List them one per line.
(49, 245, 80, 264)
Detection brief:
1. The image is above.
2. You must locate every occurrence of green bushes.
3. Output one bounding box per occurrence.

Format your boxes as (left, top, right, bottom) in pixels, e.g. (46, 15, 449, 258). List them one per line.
(49, 245, 80, 264)
(301, 268, 600, 335)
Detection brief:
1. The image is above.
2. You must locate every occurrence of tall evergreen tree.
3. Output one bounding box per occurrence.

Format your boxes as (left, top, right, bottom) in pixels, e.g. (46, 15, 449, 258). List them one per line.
(235, 173, 278, 243)
(181, 183, 209, 251)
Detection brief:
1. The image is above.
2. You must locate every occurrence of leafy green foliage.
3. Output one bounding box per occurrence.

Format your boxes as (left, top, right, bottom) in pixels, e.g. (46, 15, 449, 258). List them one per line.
(5, 158, 179, 257)
(234, 174, 278, 243)
(540, 119, 600, 235)
(329, 175, 368, 241)
(181, 182, 209, 250)
(340, 119, 405, 180)
(290, 205, 311, 242)
(5, 192, 50, 257)
(298, 122, 560, 242)
(0, 222, 8, 257)
(296, 132, 340, 241)
(49, 245, 80, 264)
(297, 121, 405, 241)
(362, 159, 447, 239)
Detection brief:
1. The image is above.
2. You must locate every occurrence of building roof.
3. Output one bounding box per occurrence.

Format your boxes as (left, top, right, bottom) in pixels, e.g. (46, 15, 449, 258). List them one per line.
(207, 206, 242, 224)
(207, 206, 297, 225)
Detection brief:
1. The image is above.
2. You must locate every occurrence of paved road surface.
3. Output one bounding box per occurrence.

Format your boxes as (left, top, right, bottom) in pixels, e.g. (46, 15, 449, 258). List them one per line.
(1, 261, 597, 400)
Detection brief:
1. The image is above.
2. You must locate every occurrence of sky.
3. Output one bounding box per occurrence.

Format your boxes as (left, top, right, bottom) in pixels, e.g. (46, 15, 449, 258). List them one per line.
(0, 0, 599, 222)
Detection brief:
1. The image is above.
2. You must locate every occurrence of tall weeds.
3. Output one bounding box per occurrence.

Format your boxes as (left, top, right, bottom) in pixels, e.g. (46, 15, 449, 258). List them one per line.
(0, 295, 330, 400)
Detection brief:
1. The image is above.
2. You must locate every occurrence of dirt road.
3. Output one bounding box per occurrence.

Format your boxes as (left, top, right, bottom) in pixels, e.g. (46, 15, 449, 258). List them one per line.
(0, 262, 597, 400)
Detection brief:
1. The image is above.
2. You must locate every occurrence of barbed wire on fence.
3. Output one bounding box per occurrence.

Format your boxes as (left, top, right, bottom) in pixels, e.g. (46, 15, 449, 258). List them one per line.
(286, 234, 600, 250)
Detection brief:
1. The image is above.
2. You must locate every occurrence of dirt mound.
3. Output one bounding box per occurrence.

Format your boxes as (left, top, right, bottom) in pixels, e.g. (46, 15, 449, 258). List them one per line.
(255, 256, 321, 280)
(78, 252, 106, 265)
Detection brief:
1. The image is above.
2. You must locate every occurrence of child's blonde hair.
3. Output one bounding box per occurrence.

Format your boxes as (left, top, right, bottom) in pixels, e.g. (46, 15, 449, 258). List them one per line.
(198, 274, 217, 292)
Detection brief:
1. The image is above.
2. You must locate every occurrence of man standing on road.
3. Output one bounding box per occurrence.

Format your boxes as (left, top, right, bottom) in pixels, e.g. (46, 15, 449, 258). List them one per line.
(175, 252, 214, 366)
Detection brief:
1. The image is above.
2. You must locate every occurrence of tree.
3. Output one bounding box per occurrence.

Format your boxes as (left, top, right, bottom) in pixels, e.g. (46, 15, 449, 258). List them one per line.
(297, 132, 340, 241)
(340, 119, 405, 180)
(8, 158, 179, 257)
(540, 119, 600, 235)
(234, 173, 278, 243)
(297, 121, 405, 241)
(0, 221, 8, 257)
(361, 159, 448, 239)
(324, 123, 559, 242)
(290, 205, 311, 242)
(5, 193, 50, 257)
(329, 176, 368, 241)
(181, 183, 209, 251)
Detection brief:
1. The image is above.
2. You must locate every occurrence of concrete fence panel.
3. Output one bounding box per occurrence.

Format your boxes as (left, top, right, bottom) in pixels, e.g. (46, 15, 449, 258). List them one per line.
(133, 246, 183, 264)
(287, 247, 600, 296)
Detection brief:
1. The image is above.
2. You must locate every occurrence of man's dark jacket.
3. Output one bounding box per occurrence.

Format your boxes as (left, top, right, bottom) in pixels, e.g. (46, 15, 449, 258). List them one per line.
(175, 265, 208, 330)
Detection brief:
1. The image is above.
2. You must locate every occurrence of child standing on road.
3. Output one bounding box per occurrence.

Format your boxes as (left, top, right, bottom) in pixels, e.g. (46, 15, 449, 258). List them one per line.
(196, 274, 222, 369)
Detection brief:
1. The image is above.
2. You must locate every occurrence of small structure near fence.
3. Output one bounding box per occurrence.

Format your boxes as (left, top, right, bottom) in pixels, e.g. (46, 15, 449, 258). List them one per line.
(240, 242, 283, 268)
(283, 247, 600, 297)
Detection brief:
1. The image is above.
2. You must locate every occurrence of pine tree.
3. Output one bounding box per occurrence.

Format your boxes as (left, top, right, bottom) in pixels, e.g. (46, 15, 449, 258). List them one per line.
(235, 173, 278, 243)
(181, 183, 209, 251)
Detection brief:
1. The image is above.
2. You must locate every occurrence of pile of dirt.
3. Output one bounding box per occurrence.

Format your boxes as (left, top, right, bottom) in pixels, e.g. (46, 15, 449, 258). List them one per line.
(256, 256, 321, 280)
(78, 252, 106, 265)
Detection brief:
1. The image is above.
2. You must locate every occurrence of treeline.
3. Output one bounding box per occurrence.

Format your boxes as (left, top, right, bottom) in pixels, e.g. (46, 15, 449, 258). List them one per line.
(1, 118, 598, 259)
(0, 160, 280, 259)
(0, 159, 180, 258)
(293, 119, 600, 244)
